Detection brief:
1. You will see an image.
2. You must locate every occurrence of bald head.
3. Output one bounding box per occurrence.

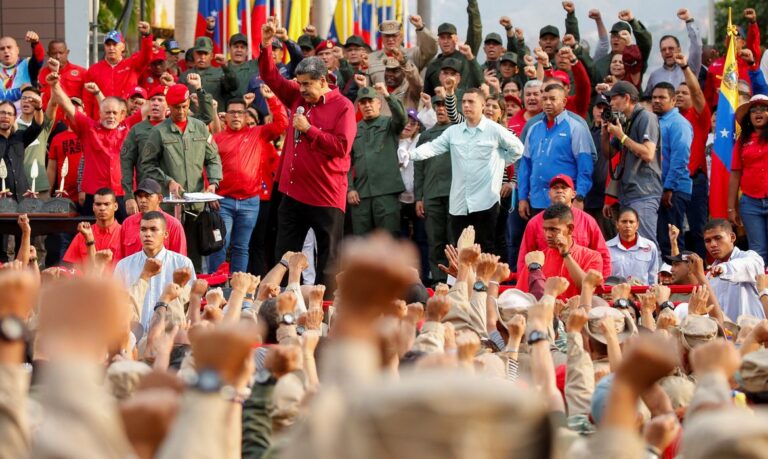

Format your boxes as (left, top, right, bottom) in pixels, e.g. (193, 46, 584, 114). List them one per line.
(0, 37, 20, 66)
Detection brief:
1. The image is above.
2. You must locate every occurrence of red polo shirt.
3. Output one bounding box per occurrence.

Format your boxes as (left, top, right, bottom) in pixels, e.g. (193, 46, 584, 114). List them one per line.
(214, 96, 288, 200)
(517, 207, 611, 277)
(120, 210, 187, 257)
(258, 142, 280, 201)
(83, 34, 154, 118)
(63, 220, 123, 266)
(48, 130, 82, 198)
(516, 244, 602, 299)
(680, 104, 712, 176)
(259, 45, 356, 211)
(73, 111, 142, 196)
(732, 133, 768, 199)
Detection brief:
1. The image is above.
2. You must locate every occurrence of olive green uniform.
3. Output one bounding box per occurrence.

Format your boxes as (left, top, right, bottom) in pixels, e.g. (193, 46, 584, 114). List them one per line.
(348, 96, 407, 236)
(414, 121, 453, 283)
(228, 59, 260, 98)
(180, 65, 238, 109)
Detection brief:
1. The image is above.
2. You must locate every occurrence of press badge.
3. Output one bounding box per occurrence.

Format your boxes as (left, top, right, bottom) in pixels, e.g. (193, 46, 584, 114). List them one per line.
(213, 229, 222, 242)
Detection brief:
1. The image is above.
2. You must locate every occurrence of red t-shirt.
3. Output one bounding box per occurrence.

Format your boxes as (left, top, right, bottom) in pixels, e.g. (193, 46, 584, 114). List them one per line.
(214, 96, 288, 199)
(63, 220, 123, 267)
(48, 130, 82, 198)
(731, 133, 768, 199)
(516, 244, 603, 299)
(680, 105, 712, 176)
(120, 210, 187, 257)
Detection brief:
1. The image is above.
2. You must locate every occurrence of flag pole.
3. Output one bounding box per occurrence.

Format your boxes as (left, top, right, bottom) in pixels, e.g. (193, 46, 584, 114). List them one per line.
(247, 0, 253, 58)
(222, 0, 228, 56)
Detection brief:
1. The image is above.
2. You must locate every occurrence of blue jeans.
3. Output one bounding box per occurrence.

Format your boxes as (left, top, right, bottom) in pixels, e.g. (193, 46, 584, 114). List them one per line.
(209, 196, 261, 274)
(657, 191, 691, 257)
(685, 172, 709, 259)
(740, 195, 768, 265)
(624, 196, 660, 249)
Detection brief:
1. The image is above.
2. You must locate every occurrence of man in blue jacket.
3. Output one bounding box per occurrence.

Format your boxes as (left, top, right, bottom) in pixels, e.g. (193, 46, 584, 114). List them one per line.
(651, 81, 693, 256)
(517, 83, 594, 219)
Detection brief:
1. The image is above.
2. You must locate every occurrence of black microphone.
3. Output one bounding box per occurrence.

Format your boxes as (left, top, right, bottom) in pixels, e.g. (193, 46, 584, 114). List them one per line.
(294, 106, 305, 143)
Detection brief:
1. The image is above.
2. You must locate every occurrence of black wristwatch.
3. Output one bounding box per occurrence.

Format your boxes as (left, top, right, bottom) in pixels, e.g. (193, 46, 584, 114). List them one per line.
(85, 239, 95, 246)
(575, 194, 584, 202)
(154, 301, 169, 312)
(560, 251, 570, 259)
(659, 301, 675, 312)
(254, 369, 277, 385)
(527, 330, 547, 345)
(296, 325, 306, 336)
(0, 316, 26, 342)
(279, 259, 289, 269)
(613, 298, 633, 310)
(473, 281, 488, 292)
(528, 262, 542, 271)
(244, 292, 255, 301)
(280, 312, 295, 326)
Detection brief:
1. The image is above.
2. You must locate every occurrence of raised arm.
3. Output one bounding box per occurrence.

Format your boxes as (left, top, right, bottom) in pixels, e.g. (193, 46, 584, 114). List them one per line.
(465, 0, 482, 57)
(258, 22, 302, 108)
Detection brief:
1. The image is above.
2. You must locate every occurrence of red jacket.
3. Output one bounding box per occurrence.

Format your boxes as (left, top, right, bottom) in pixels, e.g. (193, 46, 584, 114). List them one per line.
(704, 22, 761, 110)
(39, 62, 86, 121)
(83, 34, 154, 118)
(545, 60, 591, 119)
(214, 97, 288, 199)
(517, 206, 612, 277)
(258, 45, 356, 211)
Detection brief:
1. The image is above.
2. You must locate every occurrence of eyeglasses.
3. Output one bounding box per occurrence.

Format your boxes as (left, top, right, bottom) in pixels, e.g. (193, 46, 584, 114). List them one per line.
(0, 111, 14, 117)
(750, 105, 768, 114)
(20, 96, 38, 102)
(227, 110, 246, 116)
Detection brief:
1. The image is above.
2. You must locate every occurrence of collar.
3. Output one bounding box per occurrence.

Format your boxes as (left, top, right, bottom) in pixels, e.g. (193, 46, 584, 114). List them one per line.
(142, 247, 167, 260)
(607, 234, 653, 250)
(463, 116, 489, 132)
(167, 118, 193, 134)
(548, 111, 568, 125)
(659, 107, 679, 119)
(96, 219, 120, 234)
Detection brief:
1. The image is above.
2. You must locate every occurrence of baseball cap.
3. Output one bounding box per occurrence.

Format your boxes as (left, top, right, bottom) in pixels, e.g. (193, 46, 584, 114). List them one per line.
(104, 30, 124, 44)
(441, 58, 461, 73)
(355, 86, 378, 103)
(150, 48, 167, 62)
(315, 39, 336, 54)
(622, 45, 642, 73)
(539, 25, 560, 38)
(740, 349, 768, 393)
(406, 108, 421, 124)
(297, 35, 314, 50)
(665, 250, 695, 264)
(500, 52, 518, 65)
(549, 70, 571, 86)
(229, 33, 248, 46)
(163, 39, 182, 54)
(166, 83, 190, 106)
(610, 21, 632, 34)
(437, 23, 458, 35)
(679, 314, 720, 350)
(484, 33, 503, 44)
(504, 94, 522, 107)
(659, 263, 673, 274)
(193, 36, 214, 53)
(604, 80, 640, 100)
(384, 58, 401, 70)
(497, 288, 536, 322)
(549, 174, 574, 189)
(125, 86, 148, 99)
(585, 306, 637, 344)
(344, 35, 366, 48)
(432, 95, 446, 105)
(271, 38, 284, 49)
(379, 20, 402, 35)
(134, 178, 163, 196)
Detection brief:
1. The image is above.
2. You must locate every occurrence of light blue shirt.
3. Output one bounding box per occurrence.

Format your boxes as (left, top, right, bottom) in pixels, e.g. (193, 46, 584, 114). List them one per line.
(114, 248, 196, 328)
(606, 235, 659, 286)
(411, 117, 524, 215)
(709, 247, 766, 320)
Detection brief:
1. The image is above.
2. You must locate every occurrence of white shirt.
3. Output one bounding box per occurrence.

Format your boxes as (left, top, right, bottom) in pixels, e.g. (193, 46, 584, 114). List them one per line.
(397, 134, 419, 204)
(411, 116, 524, 215)
(709, 247, 766, 320)
(607, 235, 659, 286)
(114, 248, 196, 328)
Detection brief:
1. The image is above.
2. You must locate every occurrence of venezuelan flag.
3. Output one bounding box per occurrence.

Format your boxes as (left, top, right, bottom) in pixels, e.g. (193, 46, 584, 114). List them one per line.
(329, 0, 357, 44)
(287, 0, 311, 41)
(360, 0, 375, 46)
(711, 9, 740, 219)
(196, 0, 224, 49)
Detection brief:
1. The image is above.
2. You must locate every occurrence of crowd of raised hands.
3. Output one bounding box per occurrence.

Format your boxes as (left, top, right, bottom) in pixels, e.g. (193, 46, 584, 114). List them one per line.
(1, 212, 767, 459)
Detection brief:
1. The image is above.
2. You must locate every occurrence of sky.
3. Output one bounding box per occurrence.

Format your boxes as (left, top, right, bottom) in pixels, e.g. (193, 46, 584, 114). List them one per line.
(424, 0, 717, 69)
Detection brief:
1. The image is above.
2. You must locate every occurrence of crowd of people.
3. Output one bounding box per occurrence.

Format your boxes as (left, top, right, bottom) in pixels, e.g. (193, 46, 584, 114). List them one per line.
(1, 1, 768, 458)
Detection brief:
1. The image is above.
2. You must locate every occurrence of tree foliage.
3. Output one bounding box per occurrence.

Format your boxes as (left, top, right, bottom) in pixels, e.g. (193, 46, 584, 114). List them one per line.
(714, 0, 768, 50)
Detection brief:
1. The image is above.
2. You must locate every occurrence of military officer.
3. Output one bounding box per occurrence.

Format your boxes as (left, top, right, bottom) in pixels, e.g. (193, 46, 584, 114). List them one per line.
(367, 17, 437, 85)
(180, 36, 238, 108)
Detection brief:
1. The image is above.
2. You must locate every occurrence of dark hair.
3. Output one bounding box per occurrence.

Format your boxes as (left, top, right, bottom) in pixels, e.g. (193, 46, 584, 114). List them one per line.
(739, 105, 768, 146)
(295, 56, 328, 80)
(226, 97, 246, 110)
(502, 80, 520, 92)
(48, 39, 67, 49)
(21, 86, 41, 97)
(542, 203, 573, 223)
(704, 218, 734, 234)
(0, 101, 16, 116)
(617, 207, 639, 221)
(463, 87, 485, 99)
(94, 187, 117, 202)
(652, 82, 676, 99)
(141, 210, 167, 228)
(484, 94, 507, 125)
(257, 298, 280, 344)
(543, 83, 566, 94)
(659, 35, 680, 48)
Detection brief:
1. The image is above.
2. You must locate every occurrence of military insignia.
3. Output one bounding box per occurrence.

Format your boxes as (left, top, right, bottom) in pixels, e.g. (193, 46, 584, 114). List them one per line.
(71, 70, 79, 76)
(147, 77, 154, 84)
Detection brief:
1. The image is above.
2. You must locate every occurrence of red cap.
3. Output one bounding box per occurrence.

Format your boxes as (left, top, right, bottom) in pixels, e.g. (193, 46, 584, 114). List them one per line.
(125, 86, 148, 99)
(315, 39, 336, 54)
(166, 84, 190, 106)
(151, 48, 167, 62)
(148, 85, 167, 99)
(504, 94, 522, 107)
(549, 174, 574, 189)
(550, 70, 571, 86)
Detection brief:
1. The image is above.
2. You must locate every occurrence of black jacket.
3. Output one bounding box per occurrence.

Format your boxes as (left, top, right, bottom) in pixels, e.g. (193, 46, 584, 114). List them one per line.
(0, 120, 41, 200)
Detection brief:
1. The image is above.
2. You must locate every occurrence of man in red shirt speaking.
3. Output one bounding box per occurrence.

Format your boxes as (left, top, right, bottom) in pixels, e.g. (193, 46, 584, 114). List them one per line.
(209, 85, 288, 274)
(516, 203, 602, 299)
(258, 20, 357, 293)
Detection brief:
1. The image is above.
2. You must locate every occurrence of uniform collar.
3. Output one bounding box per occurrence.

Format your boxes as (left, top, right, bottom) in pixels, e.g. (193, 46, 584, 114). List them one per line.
(95, 219, 120, 235)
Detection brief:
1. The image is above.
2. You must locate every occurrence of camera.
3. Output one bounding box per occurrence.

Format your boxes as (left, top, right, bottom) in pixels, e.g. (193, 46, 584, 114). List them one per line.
(601, 109, 627, 125)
